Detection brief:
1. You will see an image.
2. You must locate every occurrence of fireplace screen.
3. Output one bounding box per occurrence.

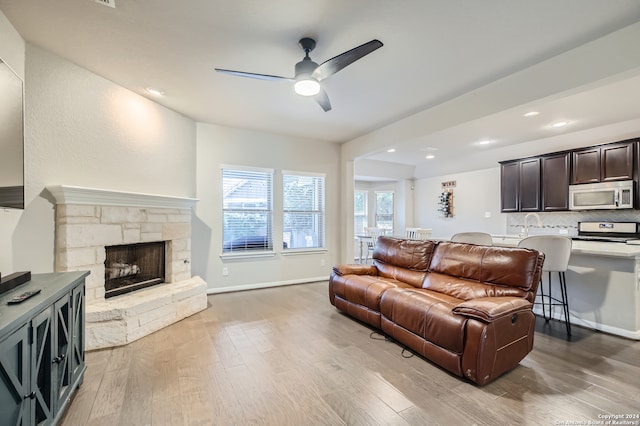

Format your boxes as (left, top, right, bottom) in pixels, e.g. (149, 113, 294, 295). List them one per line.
(104, 241, 165, 298)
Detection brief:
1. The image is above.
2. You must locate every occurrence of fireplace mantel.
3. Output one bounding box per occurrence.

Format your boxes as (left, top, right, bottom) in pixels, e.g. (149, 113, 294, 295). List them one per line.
(49, 184, 207, 350)
(47, 185, 198, 209)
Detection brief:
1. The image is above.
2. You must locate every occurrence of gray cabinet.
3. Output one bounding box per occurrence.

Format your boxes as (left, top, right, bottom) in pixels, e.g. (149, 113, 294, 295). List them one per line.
(0, 272, 88, 426)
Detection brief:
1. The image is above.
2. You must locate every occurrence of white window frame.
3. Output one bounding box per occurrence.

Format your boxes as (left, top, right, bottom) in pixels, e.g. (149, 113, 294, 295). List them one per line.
(221, 165, 274, 257)
(375, 190, 394, 234)
(282, 170, 326, 252)
(354, 190, 368, 237)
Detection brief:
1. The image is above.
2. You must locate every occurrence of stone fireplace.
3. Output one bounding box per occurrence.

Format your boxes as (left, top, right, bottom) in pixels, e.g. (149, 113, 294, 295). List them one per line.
(48, 185, 208, 350)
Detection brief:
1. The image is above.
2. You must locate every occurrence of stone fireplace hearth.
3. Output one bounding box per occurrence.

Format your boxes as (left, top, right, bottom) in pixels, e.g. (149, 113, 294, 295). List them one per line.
(48, 185, 208, 350)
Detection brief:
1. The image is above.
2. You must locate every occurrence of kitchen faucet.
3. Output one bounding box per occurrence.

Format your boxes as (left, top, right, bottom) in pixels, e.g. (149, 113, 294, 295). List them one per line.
(524, 212, 543, 237)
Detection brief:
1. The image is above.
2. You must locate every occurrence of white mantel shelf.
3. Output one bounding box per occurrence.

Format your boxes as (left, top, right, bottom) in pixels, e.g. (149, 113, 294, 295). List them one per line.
(47, 185, 198, 209)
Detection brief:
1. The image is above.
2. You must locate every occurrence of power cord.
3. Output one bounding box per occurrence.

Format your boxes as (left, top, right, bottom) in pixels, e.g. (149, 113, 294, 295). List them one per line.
(369, 330, 394, 342)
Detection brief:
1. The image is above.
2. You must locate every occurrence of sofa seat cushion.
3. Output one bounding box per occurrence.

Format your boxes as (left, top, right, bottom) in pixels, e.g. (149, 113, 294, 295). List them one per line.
(330, 274, 415, 312)
(380, 288, 467, 354)
(423, 272, 529, 301)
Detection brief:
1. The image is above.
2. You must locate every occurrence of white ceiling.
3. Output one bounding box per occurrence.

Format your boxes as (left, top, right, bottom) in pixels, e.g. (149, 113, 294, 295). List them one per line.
(2, 0, 640, 177)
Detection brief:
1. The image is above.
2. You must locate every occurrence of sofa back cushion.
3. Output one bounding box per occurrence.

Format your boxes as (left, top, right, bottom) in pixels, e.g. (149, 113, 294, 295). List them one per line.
(373, 236, 436, 288)
(425, 242, 543, 302)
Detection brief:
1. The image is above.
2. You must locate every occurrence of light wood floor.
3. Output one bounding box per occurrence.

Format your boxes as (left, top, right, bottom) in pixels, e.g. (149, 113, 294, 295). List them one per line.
(60, 281, 640, 426)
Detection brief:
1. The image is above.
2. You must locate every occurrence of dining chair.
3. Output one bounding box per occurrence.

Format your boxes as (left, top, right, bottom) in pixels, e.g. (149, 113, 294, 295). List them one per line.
(363, 227, 387, 263)
(450, 232, 493, 246)
(406, 227, 432, 240)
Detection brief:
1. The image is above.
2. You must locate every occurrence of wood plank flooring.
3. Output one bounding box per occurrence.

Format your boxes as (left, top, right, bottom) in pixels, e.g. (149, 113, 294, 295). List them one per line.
(60, 282, 640, 425)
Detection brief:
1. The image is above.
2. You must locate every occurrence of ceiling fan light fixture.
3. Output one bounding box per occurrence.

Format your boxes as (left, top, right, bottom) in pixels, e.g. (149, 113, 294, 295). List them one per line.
(294, 78, 320, 96)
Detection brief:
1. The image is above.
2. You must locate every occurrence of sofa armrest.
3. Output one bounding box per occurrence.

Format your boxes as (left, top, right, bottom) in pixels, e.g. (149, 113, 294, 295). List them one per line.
(452, 297, 532, 322)
(331, 264, 378, 276)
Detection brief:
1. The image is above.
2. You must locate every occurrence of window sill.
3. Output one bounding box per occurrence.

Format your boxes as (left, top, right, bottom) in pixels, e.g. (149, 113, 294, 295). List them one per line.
(220, 251, 276, 260)
(281, 248, 328, 256)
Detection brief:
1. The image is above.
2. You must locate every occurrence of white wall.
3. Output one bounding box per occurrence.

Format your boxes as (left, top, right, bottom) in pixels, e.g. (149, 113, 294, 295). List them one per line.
(194, 122, 341, 292)
(3, 43, 196, 275)
(414, 167, 507, 238)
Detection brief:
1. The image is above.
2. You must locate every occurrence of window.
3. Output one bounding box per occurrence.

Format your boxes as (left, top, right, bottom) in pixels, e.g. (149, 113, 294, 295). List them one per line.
(283, 172, 325, 249)
(354, 190, 368, 236)
(222, 167, 273, 253)
(375, 191, 394, 233)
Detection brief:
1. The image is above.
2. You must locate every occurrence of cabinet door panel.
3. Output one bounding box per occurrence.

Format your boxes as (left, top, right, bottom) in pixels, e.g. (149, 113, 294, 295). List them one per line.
(572, 148, 601, 184)
(0, 324, 31, 426)
(519, 158, 541, 211)
(71, 285, 85, 384)
(501, 162, 520, 212)
(542, 153, 570, 211)
(32, 308, 53, 425)
(53, 294, 72, 412)
(601, 142, 634, 182)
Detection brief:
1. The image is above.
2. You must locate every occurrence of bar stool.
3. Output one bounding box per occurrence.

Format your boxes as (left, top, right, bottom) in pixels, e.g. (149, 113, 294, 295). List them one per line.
(518, 235, 573, 337)
(450, 232, 492, 246)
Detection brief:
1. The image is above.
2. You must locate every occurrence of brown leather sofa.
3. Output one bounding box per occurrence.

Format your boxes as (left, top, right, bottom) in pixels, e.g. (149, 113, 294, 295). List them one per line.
(329, 236, 544, 385)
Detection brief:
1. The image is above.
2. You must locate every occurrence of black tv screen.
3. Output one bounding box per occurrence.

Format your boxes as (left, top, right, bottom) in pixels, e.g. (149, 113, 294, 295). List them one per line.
(0, 57, 24, 209)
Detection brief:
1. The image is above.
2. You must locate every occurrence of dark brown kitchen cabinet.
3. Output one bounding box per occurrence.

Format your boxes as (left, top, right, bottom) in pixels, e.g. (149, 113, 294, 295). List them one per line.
(572, 141, 634, 184)
(542, 152, 570, 211)
(500, 158, 541, 212)
(500, 162, 520, 212)
(519, 158, 541, 211)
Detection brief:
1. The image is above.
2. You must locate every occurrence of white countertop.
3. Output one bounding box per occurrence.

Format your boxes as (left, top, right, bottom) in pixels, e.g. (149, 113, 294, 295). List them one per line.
(490, 235, 640, 258)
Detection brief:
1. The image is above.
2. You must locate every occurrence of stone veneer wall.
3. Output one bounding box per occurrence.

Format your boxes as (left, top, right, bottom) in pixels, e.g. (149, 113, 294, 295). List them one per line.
(55, 204, 192, 303)
(48, 186, 208, 350)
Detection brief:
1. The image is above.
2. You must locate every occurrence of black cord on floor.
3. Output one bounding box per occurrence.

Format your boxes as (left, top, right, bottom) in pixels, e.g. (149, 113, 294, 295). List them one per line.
(369, 330, 394, 342)
(401, 348, 415, 358)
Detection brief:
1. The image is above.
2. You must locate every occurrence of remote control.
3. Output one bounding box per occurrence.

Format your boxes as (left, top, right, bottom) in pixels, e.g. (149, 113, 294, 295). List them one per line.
(8, 289, 41, 305)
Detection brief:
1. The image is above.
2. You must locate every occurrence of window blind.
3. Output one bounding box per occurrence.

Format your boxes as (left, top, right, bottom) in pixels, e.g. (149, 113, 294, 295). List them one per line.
(222, 167, 273, 253)
(282, 172, 325, 249)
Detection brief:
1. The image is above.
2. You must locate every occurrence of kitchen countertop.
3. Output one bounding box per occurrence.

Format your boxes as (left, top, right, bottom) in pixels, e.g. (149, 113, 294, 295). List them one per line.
(490, 235, 640, 258)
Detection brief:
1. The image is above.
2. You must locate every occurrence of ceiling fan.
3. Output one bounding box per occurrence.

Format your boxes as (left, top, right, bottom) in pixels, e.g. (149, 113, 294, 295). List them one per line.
(215, 37, 383, 112)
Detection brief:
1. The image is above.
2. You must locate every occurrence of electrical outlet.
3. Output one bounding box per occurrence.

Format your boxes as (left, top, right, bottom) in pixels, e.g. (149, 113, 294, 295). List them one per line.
(321, 259, 326, 266)
(222, 267, 229, 276)
(559, 229, 569, 235)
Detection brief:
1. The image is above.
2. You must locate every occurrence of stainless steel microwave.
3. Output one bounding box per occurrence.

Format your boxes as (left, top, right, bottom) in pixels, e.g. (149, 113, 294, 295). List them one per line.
(569, 180, 634, 210)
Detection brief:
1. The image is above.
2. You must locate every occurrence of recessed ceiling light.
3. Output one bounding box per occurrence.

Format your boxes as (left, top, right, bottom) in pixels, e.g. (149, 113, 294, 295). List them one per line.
(387, 148, 396, 153)
(477, 139, 493, 145)
(552, 121, 569, 128)
(145, 87, 165, 96)
(425, 154, 435, 159)
(523, 111, 539, 117)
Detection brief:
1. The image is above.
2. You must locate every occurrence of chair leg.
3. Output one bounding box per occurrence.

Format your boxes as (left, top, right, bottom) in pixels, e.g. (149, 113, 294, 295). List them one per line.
(546, 271, 553, 323)
(559, 271, 571, 337)
(538, 278, 547, 321)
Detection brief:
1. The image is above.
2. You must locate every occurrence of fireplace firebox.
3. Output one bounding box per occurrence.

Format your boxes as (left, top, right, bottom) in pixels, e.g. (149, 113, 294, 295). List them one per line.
(104, 241, 165, 298)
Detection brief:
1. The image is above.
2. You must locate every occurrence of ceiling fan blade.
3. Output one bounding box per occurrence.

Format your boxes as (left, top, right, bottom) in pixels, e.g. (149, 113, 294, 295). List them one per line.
(312, 39, 383, 81)
(215, 68, 292, 82)
(314, 89, 332, 112)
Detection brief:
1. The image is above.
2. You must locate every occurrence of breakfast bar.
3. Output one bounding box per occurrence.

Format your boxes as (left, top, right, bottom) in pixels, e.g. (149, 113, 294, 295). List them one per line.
(493, 235, 640, 340)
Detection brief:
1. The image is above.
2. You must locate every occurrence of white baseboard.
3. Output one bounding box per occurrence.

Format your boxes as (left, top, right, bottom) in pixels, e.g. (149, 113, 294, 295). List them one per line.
(533, 307, 640, 340)
(207, 276, 327, 294)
